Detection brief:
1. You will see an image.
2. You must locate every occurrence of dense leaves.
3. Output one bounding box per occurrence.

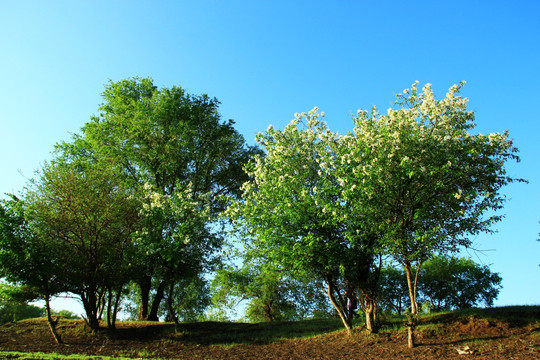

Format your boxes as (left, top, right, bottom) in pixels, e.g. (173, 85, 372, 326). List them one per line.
(0, 80, 521, 349)
(23, 160, 140, 330)
(55, 77, 257, 322)
(228, 110, 382, 333)
(334, 82, 522, 347)
(229, 82, 521, 344)
(379, 256, 502, 314)
(0, 283, 43, 324)
(419, 256, 502, 311)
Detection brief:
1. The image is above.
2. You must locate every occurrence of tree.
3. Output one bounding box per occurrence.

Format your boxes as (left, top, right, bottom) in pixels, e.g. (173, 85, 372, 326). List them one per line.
(377, 265, 409, 316)
(211, 253, 331, 323)
(419, 256, 502, 310)
(378, 257, 502, 314)
(228, 110, 378, 333)
(0, 195, 65, 343)
(162, 274, 212, 323)
(339, 82, 523, 347)
(0, 283, 43, 324)
(23, 160, 140, 331)
(63, 77, 257, 321)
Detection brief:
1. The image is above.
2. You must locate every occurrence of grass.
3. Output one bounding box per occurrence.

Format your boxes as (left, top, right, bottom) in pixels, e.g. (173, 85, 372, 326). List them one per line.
(1, 306, 538, 359)
(415, 305, 540, 326)
(169, 318, 344, 345)
(0, 351, 138, 360)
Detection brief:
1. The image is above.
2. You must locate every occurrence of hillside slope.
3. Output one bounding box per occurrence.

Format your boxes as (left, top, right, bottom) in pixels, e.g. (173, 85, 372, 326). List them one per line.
(0, 306, 538, 359)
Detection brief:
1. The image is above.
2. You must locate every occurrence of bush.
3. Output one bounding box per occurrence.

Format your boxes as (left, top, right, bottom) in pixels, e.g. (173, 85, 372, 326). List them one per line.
(0, 301, 43, 324)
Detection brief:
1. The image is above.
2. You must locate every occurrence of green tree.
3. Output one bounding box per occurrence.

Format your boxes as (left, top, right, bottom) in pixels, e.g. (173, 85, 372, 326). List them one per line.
(23, 160, 140, 331)
(419, 256, 502, 310)
(340, 82, 523, 347)
(162, 274, 212, 323)
(378, 265, 409, 315)
(64, 77, 256, 321)
(228, 110, 378, 333)
(212, 254, 331, 323)
(0, 283, 44, 324)
(0, 196, 65, 343)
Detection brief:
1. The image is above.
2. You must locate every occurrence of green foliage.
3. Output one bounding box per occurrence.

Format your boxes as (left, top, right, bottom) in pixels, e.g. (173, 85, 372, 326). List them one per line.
(379, 256, 502, 313)
(419, 256, 502, 310)
(65, 77, 257, 320)
(22, 159, 141, 330)
(0, 283, 44, 324)
(341, 82, 522, 265)
(227, 110, 378, 331)
(0, 195, 62, 304)
(337, 82, 522, 345)
(161, 274, 212, 322)
(229, 111, 347, 279)
(52, 310, 80, 320)
(212, 257, 331, 322)
(378, 265, 409, 315)
(229, 82, 521, 343)
(0, 79, 523, 341)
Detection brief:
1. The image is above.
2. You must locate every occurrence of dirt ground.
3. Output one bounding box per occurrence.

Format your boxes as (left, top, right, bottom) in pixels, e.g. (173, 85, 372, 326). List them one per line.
(0, 316, 538, 359)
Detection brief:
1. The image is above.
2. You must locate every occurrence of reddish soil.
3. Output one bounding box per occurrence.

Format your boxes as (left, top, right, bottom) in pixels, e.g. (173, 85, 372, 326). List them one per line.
(0, 315, 538, 359)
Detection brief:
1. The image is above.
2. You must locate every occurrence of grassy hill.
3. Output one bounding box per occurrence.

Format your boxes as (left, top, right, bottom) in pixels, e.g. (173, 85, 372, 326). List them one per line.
(0, 306, 538, 359)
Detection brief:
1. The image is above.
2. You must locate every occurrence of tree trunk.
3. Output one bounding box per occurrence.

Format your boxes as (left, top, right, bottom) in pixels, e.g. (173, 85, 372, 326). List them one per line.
(81, 291, 100, 331)
(97, 288, 106, 321)
(138, 276, 152, 320)
(407, 325, 415, 348)
(106, 288, 113, 329)
(404, 262, 418, 316)
(363, 296, 378, 333)
(325, 280, 352, 335)
(166, 282, 179, 327)
(44, 293, 63, 345)
(147, 281, 166, 321)
(111, 287, 122, 329)
(404, 261, 422, 348)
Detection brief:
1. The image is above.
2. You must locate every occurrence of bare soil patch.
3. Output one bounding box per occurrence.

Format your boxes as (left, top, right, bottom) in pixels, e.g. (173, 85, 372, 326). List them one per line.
(0, 308, 539, 359)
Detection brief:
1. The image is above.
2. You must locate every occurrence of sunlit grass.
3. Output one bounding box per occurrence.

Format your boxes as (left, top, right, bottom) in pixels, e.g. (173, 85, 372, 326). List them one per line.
(0, 351, 138, 360)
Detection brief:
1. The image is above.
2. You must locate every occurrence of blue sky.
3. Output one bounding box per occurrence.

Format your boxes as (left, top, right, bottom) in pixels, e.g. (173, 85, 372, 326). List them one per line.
(1, 1, 538, 313)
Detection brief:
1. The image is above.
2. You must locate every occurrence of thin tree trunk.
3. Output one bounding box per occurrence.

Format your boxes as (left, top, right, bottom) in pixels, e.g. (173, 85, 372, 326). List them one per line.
(404, 261, 422, 348)
(166, 282, 179, 328)
(106, 288, 113, 328)
(111, 287, 122, 329)
(97, 288, 106, 321)
(362, 254, 382, 333)
(407, 326, 415, 348)
(138, 276, 152, 320)
(44, 293, 63, 345)
(147, 281, 166, 321)
(325, 280, 352, 335)
(404, 262, 418, 315)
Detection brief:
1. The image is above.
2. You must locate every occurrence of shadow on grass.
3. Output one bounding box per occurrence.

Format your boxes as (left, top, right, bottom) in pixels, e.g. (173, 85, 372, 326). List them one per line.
(105, 318, 344, 346)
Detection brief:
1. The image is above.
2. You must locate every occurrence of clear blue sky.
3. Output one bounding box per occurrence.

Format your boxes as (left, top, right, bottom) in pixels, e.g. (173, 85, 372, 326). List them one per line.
(1, 1, 538, 313)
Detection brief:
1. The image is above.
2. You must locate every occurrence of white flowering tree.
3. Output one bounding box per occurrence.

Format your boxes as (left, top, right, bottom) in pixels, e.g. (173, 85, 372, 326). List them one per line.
(134, 182, 214, 324)
(338, 82, 522, 347)
(229, 110, 378, 334)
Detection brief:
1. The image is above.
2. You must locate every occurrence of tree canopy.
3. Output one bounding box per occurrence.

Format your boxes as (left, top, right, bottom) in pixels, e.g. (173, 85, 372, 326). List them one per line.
(0, 79, 521, 349)
(334, 82, 522, 346)
(56, 77, 258, 322)
(228, 82, 521, 345)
